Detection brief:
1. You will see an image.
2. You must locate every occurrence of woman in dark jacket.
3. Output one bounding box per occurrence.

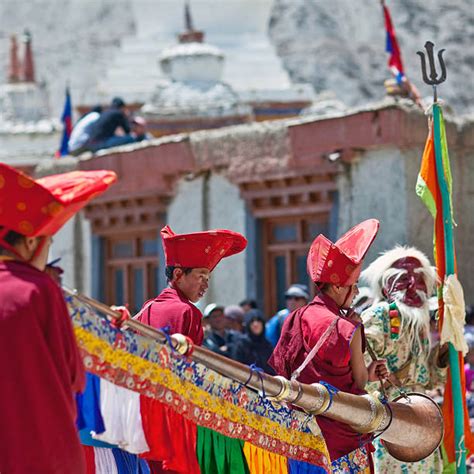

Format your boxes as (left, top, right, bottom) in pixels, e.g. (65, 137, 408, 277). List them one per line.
(232, 309, 275, 374)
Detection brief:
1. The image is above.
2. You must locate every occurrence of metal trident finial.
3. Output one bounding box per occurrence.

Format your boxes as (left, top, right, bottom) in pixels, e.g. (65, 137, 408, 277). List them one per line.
(417, 41, 447, 103)
(417, 41, 447, 86)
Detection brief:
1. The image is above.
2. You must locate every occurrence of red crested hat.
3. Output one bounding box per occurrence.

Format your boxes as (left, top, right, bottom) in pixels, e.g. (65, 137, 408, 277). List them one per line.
(161, 225, 247, 271)
(307, 219, 379, 286)
(0, 163, 117, 238)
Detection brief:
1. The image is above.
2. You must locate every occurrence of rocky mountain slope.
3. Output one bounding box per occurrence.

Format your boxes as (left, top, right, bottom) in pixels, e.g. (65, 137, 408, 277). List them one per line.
(269, 0, 474, 114)
(0, 0, 472, 116)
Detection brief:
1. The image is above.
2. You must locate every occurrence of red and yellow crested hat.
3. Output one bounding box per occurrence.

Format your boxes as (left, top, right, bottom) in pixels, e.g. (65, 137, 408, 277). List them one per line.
(161, 225, 247, 271)
(307, 219, 379, 286)
(0, 163, 117, 238)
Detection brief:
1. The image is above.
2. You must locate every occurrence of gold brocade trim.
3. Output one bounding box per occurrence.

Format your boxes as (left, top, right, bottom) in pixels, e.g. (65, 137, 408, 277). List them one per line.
(74, 327, 328, 455)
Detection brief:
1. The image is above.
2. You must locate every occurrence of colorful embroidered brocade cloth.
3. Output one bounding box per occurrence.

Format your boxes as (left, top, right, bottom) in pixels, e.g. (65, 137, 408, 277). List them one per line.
(330, 446, 371, 474)
(67, 295, 331, 471)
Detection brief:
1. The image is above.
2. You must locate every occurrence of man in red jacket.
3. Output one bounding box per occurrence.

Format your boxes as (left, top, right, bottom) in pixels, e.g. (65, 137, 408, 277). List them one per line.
(137, 225, 247, 344)
(137, 225, 246, 473)
(0, 163, 116, 474)
(269, 219, 388, 472)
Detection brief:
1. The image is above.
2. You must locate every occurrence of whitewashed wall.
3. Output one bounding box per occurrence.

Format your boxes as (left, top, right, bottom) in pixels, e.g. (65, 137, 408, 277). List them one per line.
(337, 147, 409, 265)
(0, 132, 59, 165)
(167, 173, 246, 310)
(34, 157, 92, 295)
(49, 213, 91, 295)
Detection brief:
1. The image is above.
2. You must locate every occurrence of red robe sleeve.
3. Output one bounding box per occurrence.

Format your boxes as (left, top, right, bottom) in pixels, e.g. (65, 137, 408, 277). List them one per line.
(140, 288, 204, 345)
(0, 261, 85, 473)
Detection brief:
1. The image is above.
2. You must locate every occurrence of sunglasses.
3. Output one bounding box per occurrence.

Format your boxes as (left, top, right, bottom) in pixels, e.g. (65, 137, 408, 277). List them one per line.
(285, 295, 305, 301)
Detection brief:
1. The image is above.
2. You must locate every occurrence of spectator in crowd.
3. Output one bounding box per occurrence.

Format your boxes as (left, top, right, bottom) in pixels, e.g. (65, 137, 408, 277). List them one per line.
(68, 105, 102, 155)
(202, 303, 236, 358)
(131, 116, 152, 141)
(88, 97, 134, 151)
(465, 332, 474, 421)
(466, 305, 474, 332)
(466, 332, 474, 391)
(224, 305, 245, 333)
(265, 284, 309, 347)
(239, 298, 258, 314)
(232, 309, 275, 374)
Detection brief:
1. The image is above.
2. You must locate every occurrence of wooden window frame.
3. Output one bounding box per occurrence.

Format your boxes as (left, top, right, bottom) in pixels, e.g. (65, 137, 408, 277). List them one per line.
(104, 230, 159, 313)
(262, 214, 329, 316)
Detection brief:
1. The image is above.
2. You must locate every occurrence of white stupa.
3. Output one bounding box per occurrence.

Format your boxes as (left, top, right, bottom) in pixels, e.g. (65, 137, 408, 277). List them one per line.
(142, 5, 251, 120)
(93, 0, 313, 107)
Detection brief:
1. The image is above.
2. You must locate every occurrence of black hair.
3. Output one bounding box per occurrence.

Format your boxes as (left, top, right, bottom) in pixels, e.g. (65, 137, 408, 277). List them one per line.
(165, 265, 193, 282)
(0, 229, 24, 254)
(239, 298, 258, 309)
(111, 97, 125, 108)
(91, 105, 103, 114)
(315, 282, 330, 293)
(466, 305, 474, 326)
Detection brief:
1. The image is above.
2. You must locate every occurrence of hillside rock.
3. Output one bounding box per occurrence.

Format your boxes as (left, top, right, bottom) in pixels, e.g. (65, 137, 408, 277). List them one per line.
(269, 0, 474, 114)
(0, 0, 472, 116)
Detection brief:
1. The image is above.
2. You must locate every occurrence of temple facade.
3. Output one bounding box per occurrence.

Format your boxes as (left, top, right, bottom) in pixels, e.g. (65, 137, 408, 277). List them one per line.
(74, 100, 474, 314)
(2, 6, 473, 316)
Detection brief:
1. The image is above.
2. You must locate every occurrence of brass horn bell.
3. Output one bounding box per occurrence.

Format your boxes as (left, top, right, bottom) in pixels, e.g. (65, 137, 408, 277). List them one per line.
(381, 392, 444, 462)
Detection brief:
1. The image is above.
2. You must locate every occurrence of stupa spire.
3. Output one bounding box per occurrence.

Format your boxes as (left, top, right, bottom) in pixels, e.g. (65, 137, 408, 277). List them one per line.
(22, 29, 35, 83)
(8, 35, 21, 83)
(178, 1, 204, 43)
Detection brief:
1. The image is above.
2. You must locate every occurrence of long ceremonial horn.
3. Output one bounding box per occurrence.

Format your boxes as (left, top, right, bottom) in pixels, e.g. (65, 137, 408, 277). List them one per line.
(64, 288, 443, 463)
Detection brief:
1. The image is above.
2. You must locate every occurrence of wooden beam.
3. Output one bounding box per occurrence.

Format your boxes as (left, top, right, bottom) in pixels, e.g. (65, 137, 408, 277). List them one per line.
(91, 223, 163, 236)
(241, 181, 337, 200)
(231, 164, 340, 184)
(251, 202, 333, 219)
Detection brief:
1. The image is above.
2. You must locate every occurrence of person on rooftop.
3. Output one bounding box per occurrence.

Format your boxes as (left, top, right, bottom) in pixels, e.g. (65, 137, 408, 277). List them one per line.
(131, 115, 152, 141)
(87, 97, 135, 151)
(68, 105, 102, 155)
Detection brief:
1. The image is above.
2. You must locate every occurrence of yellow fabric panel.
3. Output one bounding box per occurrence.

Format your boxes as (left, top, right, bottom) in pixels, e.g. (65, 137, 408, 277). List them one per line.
(243, 442, 288, 474)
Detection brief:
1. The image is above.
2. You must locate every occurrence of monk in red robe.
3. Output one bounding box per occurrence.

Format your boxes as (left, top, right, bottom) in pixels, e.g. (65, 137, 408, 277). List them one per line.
(137, 225, 247, 473)
(0, 163, 116, 474)
(269, 219, 388, 470)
